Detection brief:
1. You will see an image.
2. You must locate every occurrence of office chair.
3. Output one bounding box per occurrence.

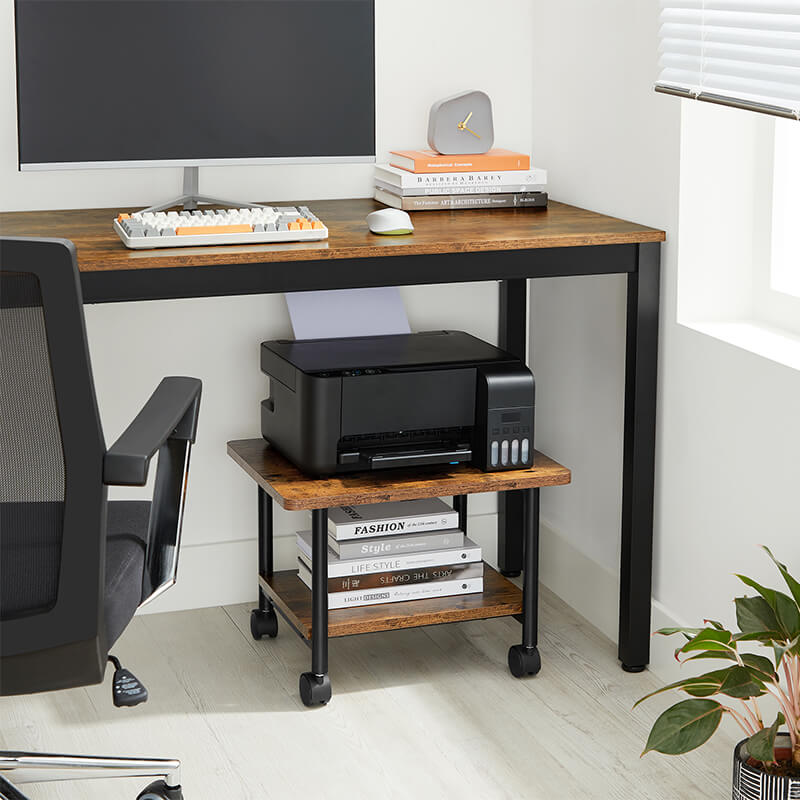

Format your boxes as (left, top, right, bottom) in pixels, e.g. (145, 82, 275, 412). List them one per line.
(0, 238, 202, 800)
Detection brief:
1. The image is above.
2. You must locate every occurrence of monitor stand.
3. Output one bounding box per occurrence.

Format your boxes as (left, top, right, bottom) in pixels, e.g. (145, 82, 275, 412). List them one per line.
(139, 167, 269, 213)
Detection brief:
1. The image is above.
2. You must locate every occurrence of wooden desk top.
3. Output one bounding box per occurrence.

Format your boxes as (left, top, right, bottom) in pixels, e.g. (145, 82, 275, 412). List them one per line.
(1, 198, 665, 273)
(227, 438, 571, 511)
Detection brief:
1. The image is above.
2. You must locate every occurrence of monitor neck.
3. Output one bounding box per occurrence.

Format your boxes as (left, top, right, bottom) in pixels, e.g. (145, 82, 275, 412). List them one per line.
(138, 167, 267, 213)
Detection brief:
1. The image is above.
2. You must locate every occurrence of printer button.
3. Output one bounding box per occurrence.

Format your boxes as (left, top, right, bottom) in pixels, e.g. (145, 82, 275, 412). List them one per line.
(490, 441, 499, 467)
(511, 439, 519, 465)
(521, 438, 530, 464)
(500, 440, 509, 466)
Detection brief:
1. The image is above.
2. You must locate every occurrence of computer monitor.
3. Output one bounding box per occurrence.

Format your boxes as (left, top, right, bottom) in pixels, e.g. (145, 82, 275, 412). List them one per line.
(14, 0, 375, 205)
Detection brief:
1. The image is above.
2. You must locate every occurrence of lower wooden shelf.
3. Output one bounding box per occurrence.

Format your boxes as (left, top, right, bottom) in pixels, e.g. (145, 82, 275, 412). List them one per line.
(259, 563, 522, 639)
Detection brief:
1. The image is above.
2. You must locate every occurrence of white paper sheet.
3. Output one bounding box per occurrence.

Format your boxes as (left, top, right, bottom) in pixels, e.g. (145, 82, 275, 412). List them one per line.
(285, 288, 411, 340)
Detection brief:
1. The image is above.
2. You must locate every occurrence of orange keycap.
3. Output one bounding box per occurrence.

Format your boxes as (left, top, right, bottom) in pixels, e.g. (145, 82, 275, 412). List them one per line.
(295, 217, 305, 224)
(311, 221, 324, 229)
(288, 222, 301, 231)
(117, 213, 130, 221)
(175, 224, 252, 235)
(300, 221, 311, 230)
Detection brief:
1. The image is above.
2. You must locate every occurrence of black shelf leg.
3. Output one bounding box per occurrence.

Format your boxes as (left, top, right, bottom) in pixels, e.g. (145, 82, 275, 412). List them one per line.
(300, 507, 332, 707)
(250, 488, 278, 640)
(453, 494, 468, 535)
(508, 487, 541, 677)
(498, 278, 528, 577)
(618, 242, 660, 673)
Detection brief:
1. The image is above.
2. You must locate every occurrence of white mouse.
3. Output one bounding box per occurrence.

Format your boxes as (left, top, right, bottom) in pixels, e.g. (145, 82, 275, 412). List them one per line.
(367, 208, 414, 235)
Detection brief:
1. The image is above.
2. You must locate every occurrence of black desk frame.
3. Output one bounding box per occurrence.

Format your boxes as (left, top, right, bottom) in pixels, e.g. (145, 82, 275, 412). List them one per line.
(82, 240, 660, 672)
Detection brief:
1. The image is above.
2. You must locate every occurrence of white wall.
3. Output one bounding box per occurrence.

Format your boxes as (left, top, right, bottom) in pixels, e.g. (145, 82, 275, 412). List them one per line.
(0, 0, 535, 611)
(530, 0, 800, 679)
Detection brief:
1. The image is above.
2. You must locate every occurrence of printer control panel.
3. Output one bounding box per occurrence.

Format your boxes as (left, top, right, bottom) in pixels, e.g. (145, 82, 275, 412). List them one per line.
(486, 408, 533, 469)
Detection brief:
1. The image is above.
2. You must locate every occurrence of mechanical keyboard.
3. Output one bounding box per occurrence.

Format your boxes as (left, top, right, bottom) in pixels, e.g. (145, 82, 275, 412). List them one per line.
(113, 206, 328, 249)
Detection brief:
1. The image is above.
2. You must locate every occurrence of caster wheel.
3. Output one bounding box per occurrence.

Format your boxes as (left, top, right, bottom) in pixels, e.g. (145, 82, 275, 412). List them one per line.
(508, 645, 541, 678)
(501, 570, 521, 579)
(299, 672, 331, 707)
(622, 663, 647, 673)
(137, 779, 184, 800)
(250, 608, 278, 640)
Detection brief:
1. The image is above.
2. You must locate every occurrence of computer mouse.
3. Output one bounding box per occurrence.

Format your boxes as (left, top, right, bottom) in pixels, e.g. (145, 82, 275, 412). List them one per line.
(367, 208, 414, 235)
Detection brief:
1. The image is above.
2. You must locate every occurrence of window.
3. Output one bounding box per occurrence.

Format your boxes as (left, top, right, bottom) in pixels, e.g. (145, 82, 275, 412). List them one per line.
(770, 121, 800, 299)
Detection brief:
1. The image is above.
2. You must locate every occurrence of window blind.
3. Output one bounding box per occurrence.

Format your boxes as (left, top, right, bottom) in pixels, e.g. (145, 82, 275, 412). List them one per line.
(656, 1, 800, 119)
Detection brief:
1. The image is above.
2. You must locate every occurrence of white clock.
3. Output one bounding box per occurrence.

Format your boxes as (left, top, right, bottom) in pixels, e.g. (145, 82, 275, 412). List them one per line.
(427, 90, 494, 155)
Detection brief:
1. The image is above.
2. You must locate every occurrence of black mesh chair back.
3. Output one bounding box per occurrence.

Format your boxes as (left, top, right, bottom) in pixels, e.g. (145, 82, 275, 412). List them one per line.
(0, 238, 108, 692)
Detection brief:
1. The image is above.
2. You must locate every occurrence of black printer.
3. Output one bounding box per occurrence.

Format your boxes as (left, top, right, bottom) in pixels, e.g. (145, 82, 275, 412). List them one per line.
(260, 330, 534, 476)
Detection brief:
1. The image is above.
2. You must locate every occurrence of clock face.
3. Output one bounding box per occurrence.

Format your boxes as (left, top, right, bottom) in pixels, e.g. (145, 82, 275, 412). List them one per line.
(427, 90, 494, 155)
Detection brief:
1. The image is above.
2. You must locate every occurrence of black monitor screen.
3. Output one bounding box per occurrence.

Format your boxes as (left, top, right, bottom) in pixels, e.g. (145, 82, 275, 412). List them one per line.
(15, 0, 375, 167)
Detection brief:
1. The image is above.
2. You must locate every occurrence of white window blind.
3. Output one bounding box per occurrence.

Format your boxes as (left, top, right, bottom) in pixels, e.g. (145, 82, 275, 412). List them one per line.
(657, 1, 800, 119)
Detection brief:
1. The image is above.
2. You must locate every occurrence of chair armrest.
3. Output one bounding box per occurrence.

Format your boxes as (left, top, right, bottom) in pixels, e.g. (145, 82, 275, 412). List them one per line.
(103, 377, 202, 486)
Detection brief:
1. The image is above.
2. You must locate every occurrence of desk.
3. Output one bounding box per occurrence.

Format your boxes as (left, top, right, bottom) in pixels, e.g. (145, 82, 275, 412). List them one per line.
(0, 197, 665, 671)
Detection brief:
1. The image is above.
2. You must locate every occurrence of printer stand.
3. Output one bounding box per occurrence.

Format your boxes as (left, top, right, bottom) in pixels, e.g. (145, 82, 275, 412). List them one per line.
(227, 439, 571, 707)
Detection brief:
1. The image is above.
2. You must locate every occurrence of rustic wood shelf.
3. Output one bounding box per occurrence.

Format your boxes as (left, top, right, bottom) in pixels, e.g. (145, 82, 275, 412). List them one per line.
(227, 438, 571, 511)
(259, 564, 522, 639)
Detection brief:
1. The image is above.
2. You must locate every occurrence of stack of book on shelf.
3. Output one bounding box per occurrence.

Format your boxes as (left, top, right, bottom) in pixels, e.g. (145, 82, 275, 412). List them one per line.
(296, 498, 484, 609)
(375, 148, 547, 212)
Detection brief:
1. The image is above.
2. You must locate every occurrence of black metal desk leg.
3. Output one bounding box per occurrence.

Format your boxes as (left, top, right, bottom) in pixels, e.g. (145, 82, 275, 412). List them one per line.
(250, 488, 278, 640)
(498, 279, 528, 577)
(618, 242, 660, 673)
(300, 507, 332, 707)
(453, 494, 468, 535)
(508, 488, 541, 678)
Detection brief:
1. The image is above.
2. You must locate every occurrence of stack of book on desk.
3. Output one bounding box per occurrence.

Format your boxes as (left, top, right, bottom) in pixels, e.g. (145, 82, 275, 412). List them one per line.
(296, 498, 483, 609)
(375, 149, 547, 212)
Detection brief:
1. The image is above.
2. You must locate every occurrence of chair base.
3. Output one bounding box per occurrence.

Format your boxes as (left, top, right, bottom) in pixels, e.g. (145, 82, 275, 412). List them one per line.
(0, 751, 181, 799)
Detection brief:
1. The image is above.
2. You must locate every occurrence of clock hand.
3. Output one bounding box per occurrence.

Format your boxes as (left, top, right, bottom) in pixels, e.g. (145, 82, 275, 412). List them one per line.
(463, 125, 481, 138)
(457, 111, 474, 130)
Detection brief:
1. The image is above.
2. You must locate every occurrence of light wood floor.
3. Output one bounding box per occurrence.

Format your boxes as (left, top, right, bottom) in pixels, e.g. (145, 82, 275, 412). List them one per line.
(1, 586, 735, 799)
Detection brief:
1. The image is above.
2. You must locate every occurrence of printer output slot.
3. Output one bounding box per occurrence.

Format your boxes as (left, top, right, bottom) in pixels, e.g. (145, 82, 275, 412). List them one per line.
(338, 443, 473, 470)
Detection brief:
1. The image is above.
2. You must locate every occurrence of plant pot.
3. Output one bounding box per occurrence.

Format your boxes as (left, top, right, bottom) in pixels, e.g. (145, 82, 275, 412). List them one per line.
(733, 733, 800, 800)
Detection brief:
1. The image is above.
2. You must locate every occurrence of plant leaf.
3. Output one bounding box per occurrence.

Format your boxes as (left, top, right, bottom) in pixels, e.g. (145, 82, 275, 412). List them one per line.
(736, 595, 781, 635)
(734, 630, 784, 644)
(634, 673, 726, 708)
(740, 653, 777, 682)
(717, 665, 766, 699)
(683, 650, 737, 664)
(737, 575, 800, 640)
(677, 628, 737, 658)
(773, 636, 800, 669)
(747, 712, 785, 763)
(762, 546, 800, 610)
(642, 699, 724, 756)
(655, 626, 704, 641)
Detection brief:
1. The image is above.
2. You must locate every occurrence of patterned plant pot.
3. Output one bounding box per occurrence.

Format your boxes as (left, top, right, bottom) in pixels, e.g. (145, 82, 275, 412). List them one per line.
(733, 734, 800, 800)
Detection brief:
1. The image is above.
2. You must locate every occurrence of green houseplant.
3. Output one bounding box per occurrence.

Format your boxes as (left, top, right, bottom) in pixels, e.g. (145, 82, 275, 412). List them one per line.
(636, 547, 800, 798)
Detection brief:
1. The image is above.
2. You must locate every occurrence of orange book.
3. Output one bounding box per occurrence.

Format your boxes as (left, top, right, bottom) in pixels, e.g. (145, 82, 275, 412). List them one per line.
(390, 148, 530, 174)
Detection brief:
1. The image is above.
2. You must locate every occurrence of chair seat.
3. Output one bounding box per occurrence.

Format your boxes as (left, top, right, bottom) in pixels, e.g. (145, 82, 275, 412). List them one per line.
(104, 501, 151, 647)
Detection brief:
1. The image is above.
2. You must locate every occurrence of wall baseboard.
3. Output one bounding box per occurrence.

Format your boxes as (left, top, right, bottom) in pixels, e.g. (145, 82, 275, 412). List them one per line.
(538, 519, 687, 684)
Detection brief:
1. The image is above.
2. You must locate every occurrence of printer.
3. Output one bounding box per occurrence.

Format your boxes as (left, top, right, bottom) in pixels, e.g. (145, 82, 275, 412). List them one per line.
(260, 330, 534, 476)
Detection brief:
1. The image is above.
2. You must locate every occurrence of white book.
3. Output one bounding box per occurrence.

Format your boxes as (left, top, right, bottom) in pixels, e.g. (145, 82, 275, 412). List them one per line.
(297, 562, 484, 609)
(296, 532, 482, 578)
(327, 498, 458, 541)
(374, 177, 547, 197)
(375, 163, 547, 191)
